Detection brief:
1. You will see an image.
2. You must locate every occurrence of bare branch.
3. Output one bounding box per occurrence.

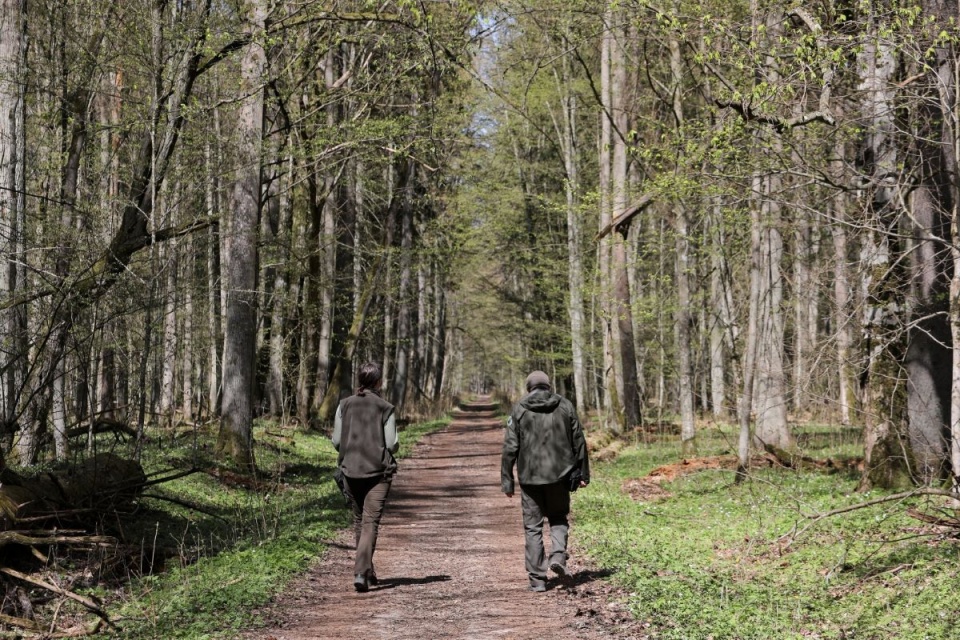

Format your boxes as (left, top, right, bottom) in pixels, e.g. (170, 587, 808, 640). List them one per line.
(0, 567, 112, 623)
(596, 194, 655, 240)
(715, 99, 835, 132)
(781, 488, 957, 544)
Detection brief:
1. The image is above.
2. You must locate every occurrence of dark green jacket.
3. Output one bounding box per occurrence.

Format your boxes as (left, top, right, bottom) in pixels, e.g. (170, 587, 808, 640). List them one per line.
(501, 389, 590, 494)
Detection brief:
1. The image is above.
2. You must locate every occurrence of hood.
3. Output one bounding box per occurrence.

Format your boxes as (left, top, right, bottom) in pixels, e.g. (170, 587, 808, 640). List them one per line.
(519, 389, 562, 413)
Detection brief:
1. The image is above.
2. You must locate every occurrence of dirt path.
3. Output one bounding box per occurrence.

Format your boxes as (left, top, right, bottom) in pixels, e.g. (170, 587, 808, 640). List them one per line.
(247, 398, 637, 640)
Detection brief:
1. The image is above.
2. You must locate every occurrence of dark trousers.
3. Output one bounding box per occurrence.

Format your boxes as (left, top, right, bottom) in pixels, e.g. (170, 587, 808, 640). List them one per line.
(520, 481, 570, 584)
(343, 475, 392, 579)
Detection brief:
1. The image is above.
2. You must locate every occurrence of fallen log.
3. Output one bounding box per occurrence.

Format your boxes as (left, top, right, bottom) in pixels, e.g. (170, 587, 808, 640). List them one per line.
(0, 531, 116, 550)
(0, 453, 147, 529)
(906, 507, 960, 529)
(762, 443, 862, 474)
(0, 611, 42, 632)
(65, 419, 137, 441)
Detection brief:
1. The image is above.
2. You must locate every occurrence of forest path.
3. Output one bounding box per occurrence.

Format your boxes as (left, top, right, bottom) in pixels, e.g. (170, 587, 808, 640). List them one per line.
(246, 397, 632, 640)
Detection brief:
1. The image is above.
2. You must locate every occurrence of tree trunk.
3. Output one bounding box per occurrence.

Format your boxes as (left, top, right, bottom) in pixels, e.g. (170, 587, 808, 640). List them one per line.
(98, 339, 116, 419)
(329, 155, 357, 413)
(431, 263, 447, 401)
(555, 53, 588, 415)
(905, 177, 952, 485)
(421, 263, 435, 398)
(182, 233, 194, 423)
(316, 251, 387, 422)
(411, 263, 428, 408)
(159, 239, 178, 427)
(610, 16, 640, 431)
(391, 166, 415, 414)
(792, 207, 813, 413)
(736, 177, 763, 481)
(857, 10, 913, 490)
(205, 138, 221, 420)
(675, 208, 696, 453)
(267, 150, 293, 417)
(51, 357, 68, 461)
(754, 168, 790, 449)
(297, 168, 321, 426)
(134, 282, 155, 460)
(0, 0, 28, 461)
(903, 0, 955, 485)
(96, 69, 122, 422)
(382, 161, 397, 389)
(709, 197, 736, 421)
(217, 0, 266, 469)
(933, 7, 960, 491)
(750, 4, 790, 451)
(669, 23, 695, 453)
(830, 138, 856, 426)
(352, 157, 365, 389)
(315, 49, 338, 405)
(598, 9, 619, 428)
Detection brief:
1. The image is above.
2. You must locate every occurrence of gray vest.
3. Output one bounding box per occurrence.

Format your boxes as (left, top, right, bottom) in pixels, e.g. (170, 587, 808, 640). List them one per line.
(338, 392, 397, 479)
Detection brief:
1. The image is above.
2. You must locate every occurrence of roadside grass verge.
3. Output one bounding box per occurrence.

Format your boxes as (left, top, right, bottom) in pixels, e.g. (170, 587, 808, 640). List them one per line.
(575, 424, 960, 640)
(89, 416, 449, 640)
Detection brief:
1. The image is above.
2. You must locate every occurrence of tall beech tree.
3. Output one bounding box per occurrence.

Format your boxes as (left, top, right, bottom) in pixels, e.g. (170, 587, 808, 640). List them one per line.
(217, 0, 266, 469)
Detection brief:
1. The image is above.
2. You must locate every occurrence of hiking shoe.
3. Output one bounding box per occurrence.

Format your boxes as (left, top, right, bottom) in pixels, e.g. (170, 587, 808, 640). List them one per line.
(354, 574, 369, 593)
(368, 573, 379, 586)
(549, 562, 567, 578)
(529, 582, 547, 592)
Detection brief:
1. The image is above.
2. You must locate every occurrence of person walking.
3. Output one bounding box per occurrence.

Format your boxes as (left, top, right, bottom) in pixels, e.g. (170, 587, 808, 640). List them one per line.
(501, 370, 590, 592)
(332, 362, 399, 593)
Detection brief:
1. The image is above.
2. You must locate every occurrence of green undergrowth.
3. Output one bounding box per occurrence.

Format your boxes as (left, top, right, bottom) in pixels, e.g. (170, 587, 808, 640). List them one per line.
(90, 415, 449, 640)
(574, 424, 960, 640)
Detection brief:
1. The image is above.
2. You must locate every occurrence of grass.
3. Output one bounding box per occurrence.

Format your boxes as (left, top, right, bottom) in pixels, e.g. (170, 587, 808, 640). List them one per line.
(40, 413, 959, 639)
(75, 415, 450, 640)
(574, 424, 960, 639)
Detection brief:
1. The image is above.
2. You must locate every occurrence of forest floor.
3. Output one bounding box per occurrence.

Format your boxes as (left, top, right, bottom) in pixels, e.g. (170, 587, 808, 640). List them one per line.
(243, 397, 640, 640)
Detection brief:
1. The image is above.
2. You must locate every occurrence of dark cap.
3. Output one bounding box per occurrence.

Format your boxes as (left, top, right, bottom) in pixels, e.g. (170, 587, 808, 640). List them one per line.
(525, 370, 551, 392)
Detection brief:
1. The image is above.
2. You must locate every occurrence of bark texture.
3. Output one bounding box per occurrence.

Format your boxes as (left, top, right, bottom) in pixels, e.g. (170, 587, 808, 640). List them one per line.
(217, 0, 266, 469)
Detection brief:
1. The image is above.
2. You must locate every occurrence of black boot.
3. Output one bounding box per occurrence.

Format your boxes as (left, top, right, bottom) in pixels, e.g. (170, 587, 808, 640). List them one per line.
(354, 574, 369, 593)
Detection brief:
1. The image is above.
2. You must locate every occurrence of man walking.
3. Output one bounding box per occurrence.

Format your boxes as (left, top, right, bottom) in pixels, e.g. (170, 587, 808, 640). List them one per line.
(501, 370, 590, 592)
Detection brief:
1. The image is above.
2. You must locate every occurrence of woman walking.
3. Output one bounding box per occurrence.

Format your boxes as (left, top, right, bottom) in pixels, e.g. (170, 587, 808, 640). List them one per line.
(331, 362, 399, 592)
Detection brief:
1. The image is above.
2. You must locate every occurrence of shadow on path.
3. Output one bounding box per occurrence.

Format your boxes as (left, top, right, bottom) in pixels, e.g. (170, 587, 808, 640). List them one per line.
(374, 575, 452, 590)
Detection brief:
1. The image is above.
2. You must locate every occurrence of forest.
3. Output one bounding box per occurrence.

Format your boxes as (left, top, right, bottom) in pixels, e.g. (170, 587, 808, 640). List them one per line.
(0, 0, 958, 637)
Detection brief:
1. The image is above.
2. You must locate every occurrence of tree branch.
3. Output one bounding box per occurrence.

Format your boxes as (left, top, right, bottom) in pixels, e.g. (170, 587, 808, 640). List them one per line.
(781, 488, 957, 545)
(0, 566, 112, 623)
(596, 194, 655, 240)
(715, 99, 835, 132)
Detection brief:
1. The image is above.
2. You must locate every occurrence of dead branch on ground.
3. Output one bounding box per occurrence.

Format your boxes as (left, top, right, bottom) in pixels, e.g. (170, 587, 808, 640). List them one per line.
(780, 488, 957, 546)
